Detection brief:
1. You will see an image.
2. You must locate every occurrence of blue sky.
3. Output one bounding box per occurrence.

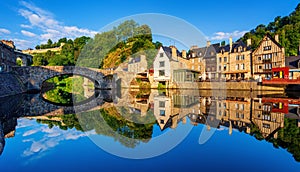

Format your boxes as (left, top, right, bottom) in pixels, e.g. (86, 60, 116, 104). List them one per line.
(0, 0, 299, 49)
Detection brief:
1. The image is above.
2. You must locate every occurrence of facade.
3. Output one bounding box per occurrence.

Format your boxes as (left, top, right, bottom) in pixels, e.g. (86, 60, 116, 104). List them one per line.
(0, 41, 16, 72)
(153, 46, 198, 87)
(0, 40, 32, 72)
(217, 38, 252, 80)
(128, 55, 148, 74)
(189, 42, 219, 80)
(252, 34, 285, 79)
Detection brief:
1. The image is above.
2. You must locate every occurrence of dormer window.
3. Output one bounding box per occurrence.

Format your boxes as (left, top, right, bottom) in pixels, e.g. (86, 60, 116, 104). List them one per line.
(160, 53, 164, 57)
(238, 46, 243, 52)
(210, 51, 214, 56)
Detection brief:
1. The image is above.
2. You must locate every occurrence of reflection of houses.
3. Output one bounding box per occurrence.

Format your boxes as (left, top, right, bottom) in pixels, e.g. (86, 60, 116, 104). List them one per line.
(217, 97, 252, 134)
(252, 98, 285, 139)
(153, 90, 200, 130)
(153, 46, 199, 87)
(252, 34, 285, 79)
(217, 38, 252, 80)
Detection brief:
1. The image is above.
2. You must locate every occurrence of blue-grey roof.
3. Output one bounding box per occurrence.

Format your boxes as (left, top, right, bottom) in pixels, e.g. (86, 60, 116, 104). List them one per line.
(189, 43, 220, 59)
(162, 46, 181, 60)
(286, 55, 300, 69)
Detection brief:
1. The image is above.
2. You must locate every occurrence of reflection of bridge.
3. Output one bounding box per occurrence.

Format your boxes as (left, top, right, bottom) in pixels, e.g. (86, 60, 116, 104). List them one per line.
(13, 66, 114, 91)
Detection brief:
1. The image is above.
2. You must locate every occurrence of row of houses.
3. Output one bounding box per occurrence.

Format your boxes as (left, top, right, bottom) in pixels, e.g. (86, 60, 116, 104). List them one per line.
(143, 34, 300, 86)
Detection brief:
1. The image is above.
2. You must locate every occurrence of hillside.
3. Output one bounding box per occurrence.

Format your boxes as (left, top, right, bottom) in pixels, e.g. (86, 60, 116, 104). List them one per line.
(240, 3, 300, 56)
(77, 20, 161, 69)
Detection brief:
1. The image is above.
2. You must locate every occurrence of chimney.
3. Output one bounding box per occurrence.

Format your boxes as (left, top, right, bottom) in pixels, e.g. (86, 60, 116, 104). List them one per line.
(247, 39, 252, 47)
(190, 45, 198, 50)
(229, 37, 233, 52)
(207, 41, 211, 47)
(182, 50, 187, 58)
(170, 46, 177, 58)
(275, 34, 279, 42)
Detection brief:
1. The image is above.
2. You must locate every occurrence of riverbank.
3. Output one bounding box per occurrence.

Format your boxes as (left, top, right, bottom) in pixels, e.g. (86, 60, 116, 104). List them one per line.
(129, 81, 285, 91)
(0, 73, 26, 98)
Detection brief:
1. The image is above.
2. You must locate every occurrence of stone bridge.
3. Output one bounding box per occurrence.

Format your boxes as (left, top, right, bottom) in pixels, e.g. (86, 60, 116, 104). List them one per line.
(13, 66, 114, 91)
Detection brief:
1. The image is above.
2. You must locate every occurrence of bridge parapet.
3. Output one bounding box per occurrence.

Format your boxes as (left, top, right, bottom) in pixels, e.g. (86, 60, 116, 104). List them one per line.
(12, 66, 111, 91)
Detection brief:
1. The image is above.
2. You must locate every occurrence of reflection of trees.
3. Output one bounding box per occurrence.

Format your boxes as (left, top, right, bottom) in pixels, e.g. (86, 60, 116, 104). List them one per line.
(265, 118, 300, 162)
(37, 114, 83, 131)
(78, 108, 155, 148)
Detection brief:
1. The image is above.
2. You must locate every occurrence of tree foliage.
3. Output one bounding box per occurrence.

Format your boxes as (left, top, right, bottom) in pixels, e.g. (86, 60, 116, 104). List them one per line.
(240, 3, 300, 56)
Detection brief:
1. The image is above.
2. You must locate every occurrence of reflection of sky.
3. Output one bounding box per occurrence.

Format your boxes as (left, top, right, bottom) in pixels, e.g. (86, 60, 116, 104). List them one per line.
(1, 118, 300, 172)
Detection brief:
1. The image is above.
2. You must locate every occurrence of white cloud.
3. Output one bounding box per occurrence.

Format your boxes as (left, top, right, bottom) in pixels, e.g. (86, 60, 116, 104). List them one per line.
(0, 28, 11, 35)
(21, 30, 37, 37)
(210, 30, 248, 41)
(18, 1, 97, 44)
(13, 39, 32, 49)
(20, 24, 33, 29)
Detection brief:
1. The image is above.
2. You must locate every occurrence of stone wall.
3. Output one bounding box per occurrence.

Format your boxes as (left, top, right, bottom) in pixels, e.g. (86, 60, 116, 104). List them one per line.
(0, 73, 26, 98)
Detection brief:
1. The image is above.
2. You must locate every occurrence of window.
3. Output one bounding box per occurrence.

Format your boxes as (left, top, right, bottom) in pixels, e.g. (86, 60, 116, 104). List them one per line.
(160, 110, 166, 116)
(241, 55, 245, 60)
(160, 53, 164, 57)
(236, 112, 239, 118)
(198, 58, 201, 63)
(159, 61, 165, 67)
(159, 70, 165, 76)
(160, 120, 165, 124)
(236, 56, 239, 61)
(192, 59, 195, 63)
(224, 57, 227, 62)
(235, 103, 239, 109)
(258, 57, 261, 61)
(198, 66, 201, 71)
(219, 65, 221, 71)
(240, 104, 244, 110)
(159, 101, 165, 108)
(192, 66, 195, 70)
(241, 64, 245, 70)
(263, 123, 270, 129)
(223, 64, 227, 71)
(223, 103, 227, 109)
(240, 114, 244, 119)
(236, 64, 239, 70)
(263, 114, 271, 121)
(207, 67, 211, 72)
(264, 46, 271, 51)
(1, 52, 3, 59)
(219, 57, 222, 63)
(259, 66, 262, 69)
(192, 53, 196, 58)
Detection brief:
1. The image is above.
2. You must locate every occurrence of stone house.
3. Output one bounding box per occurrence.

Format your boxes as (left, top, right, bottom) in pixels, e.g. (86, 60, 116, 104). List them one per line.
(128, 55, 148, 74)
(217, 38, 252, 80)
(153, 46, 199, 87)
(189, 42, 219, 80)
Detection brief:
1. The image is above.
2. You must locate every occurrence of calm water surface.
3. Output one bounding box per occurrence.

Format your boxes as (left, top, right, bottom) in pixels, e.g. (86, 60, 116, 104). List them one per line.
(0, 89, 300, 172)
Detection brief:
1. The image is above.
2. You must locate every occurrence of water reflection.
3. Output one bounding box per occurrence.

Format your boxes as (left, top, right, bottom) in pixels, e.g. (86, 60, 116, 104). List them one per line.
(0, 89, 300, 162)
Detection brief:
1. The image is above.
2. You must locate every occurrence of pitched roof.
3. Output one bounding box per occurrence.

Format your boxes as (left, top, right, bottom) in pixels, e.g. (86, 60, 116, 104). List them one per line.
(189, 43, 220, 59)
(161, 46, 182, 60)
(218, 40, 251, 53)
(253, 33, 283, 54)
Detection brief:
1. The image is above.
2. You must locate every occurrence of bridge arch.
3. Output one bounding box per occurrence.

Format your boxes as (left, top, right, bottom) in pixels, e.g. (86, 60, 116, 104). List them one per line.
(13, 66, 108, 91)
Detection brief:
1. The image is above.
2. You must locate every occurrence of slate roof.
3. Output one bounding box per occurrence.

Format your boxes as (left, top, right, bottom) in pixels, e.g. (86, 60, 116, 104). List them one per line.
(285, 55, 300, 69)
(162, 46, 182, 60)
(189, 43, 220, 59)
